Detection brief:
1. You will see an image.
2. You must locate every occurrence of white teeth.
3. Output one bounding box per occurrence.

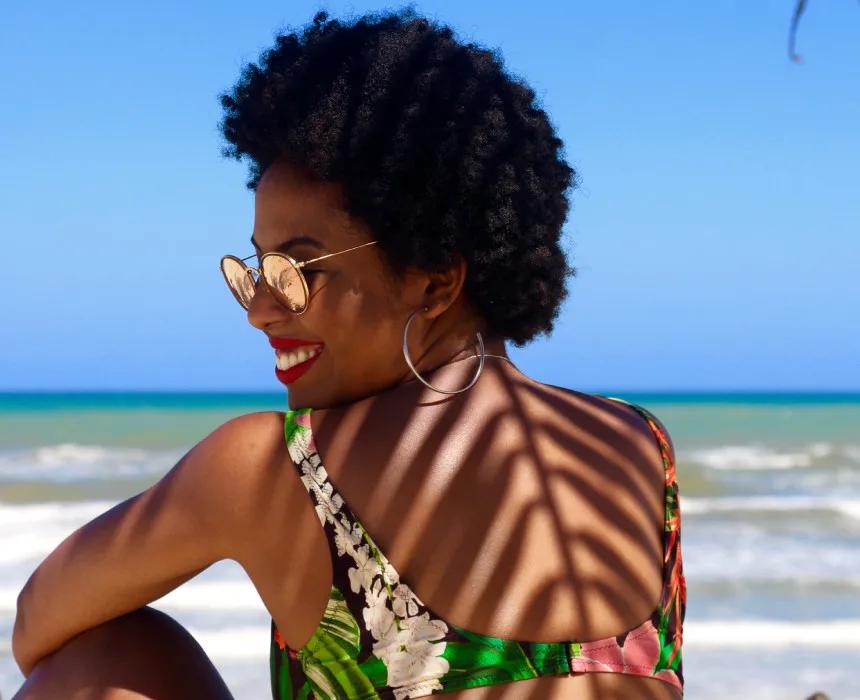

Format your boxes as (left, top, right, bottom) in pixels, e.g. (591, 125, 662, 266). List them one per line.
(275, 346, 321, 371)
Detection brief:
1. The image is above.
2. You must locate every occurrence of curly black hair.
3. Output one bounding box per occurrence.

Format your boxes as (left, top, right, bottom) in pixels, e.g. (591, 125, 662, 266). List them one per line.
(220, 8, 576, 345)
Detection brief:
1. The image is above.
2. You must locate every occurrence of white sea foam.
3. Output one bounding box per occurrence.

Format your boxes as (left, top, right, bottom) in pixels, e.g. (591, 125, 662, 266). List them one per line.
(193, 619, 860, 657)
(0, 501, 114, 564)
(0, 625, 271, 661)
(686, 444, 833, 471)
(0, 579, 266, 614)
(0, 445, 180, 482)
(684, 619, 860, 648)
(844, 446, 860, 464)
(682, 495, 860, 520)
(187, 626, 271, 660)
(155, 581, 266, 612)
(5, 619, 859, 659)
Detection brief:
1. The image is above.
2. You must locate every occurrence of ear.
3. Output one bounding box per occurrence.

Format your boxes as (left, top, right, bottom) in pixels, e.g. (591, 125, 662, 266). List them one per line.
(421, 258, 468, 319)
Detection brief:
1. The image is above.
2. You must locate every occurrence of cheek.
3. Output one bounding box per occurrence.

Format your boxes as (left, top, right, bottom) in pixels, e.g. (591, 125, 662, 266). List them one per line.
(310, 274, 409, 370)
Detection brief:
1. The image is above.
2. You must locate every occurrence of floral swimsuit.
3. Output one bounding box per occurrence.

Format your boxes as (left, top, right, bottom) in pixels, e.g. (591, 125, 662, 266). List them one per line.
(271, 399, 685, 699)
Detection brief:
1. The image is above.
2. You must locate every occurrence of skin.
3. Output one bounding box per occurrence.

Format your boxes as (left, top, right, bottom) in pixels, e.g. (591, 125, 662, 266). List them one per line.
(12, 161, 681, 700)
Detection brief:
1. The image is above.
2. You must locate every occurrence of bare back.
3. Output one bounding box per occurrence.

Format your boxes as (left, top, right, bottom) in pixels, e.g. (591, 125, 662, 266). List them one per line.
(241, 360, 680, 700)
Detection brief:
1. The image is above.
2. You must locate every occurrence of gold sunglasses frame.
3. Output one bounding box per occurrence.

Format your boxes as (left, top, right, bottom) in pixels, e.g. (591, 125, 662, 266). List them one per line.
(220, 240, 378, 314)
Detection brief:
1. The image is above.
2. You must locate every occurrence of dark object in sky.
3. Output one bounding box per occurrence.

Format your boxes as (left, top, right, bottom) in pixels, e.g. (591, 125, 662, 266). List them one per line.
(790, 0, 860, 62)
(789, 0, 809, 62)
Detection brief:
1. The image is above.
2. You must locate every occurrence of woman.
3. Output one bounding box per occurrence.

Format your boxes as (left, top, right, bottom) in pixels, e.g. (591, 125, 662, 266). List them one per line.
(12, 9, 684, 700)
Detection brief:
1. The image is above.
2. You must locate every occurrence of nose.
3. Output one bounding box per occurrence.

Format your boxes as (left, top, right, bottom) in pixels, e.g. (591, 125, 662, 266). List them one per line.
(246, 276, 293, 331)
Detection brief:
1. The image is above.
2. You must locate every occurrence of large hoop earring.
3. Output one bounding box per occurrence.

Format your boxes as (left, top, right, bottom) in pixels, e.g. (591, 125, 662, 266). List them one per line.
(402, 308, 485, 395)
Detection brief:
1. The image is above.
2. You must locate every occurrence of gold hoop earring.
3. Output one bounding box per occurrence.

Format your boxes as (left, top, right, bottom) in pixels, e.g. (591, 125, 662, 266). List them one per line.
(402, 308, 485, 395)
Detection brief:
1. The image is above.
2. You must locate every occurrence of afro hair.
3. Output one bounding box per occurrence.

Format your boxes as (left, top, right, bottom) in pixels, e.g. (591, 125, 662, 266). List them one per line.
(220, 8, 576, 345)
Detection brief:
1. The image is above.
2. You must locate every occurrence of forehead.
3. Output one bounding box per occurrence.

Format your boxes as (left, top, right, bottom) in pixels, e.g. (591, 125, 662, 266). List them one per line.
(253, 161, 354, 248)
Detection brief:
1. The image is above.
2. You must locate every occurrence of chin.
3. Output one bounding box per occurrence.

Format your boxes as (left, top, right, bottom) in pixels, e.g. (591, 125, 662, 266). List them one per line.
(286, 385, 334, 412)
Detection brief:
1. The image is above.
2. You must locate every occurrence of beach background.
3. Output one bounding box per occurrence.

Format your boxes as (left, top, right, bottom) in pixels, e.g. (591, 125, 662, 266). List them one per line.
(1, 392, 859, 699)
(2, 0, 859, 698)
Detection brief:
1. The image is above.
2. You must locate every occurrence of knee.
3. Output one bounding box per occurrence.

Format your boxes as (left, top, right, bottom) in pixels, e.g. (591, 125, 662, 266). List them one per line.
(14, 607, 232, 700)
(31, 607, 196, 671)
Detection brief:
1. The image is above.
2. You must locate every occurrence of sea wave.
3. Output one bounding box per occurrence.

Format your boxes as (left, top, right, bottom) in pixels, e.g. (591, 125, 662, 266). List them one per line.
(0, 625, 270, 660)
(682, 495, 860, 521)
(190, 619, 860, 656)
(686, 444, 834, 471)
(845, 446, 860, 464)
(0, 579, 266, 614)
(684, 619, 860, 648)
(0, 445, 180, 482)
(4, 619, 858, 659)
(0, 501, 114, 564)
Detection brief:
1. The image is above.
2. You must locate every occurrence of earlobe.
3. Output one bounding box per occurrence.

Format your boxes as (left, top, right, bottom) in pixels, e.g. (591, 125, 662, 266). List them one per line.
(422, 259, 468, 319)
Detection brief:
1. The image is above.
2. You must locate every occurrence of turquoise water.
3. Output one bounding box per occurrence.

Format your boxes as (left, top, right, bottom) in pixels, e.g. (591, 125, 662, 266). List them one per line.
(1, 392, 858, 699)
(3, 391, 859, 411)
(2, 391, 859, 450)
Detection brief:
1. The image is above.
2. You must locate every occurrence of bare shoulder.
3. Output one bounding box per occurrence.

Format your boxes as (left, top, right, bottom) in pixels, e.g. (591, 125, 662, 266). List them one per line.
(497, 376, 669, 634)
(513, 377, 671, 489)
(586, 392, 675, 465)
(170, 411, 291, 554)
(191, 410, 289, 474)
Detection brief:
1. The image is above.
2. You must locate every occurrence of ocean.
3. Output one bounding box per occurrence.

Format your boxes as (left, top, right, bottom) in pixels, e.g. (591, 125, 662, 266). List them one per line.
(1, 392, 858, 699)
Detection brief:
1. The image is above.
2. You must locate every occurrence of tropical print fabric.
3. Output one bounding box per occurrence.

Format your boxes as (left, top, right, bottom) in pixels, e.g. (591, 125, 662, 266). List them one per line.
(271, 402, 685, 699)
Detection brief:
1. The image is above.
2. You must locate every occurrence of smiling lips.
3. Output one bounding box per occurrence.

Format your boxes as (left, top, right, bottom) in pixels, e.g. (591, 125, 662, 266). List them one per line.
(268, 337, 324, 386)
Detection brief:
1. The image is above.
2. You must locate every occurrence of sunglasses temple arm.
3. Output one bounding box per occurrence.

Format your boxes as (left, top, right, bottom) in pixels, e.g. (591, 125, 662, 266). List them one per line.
(302, 240, 378, 267)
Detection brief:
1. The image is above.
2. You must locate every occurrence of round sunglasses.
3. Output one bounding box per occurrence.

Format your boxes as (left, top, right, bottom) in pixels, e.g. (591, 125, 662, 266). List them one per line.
(220, 240, 378, 314)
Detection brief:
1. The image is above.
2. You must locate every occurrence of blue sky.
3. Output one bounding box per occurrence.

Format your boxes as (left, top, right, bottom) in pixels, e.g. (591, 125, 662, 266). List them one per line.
(1, 0, 857, 391)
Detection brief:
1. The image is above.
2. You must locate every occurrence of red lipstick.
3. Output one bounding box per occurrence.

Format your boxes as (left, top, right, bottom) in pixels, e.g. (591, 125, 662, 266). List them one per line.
(269, 337, 324, 386)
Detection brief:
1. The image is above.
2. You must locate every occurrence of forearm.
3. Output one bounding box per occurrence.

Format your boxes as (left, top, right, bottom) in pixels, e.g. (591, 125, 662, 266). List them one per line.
(12, 414, 276, 675)
(12, 495, 210, 674)
(13, 563, 204, 676)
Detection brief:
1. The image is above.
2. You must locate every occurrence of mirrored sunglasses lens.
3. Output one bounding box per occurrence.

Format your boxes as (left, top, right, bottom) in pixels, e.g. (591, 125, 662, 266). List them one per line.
(261, 256, 308, 312)
(221, 258, 256, 309)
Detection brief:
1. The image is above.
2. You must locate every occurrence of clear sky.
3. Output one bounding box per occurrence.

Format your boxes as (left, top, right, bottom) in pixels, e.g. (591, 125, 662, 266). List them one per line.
(1, 0, 857, 392)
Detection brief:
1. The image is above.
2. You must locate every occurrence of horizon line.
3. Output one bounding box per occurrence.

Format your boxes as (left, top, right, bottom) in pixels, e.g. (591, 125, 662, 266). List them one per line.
(2, 389, 860, 396)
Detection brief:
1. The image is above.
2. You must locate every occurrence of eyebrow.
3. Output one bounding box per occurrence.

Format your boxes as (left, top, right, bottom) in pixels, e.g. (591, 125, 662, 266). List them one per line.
(249, 235, 327, 254)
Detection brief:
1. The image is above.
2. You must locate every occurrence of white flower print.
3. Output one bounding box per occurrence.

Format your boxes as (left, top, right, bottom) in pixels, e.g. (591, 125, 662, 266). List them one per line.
(287, 419, 455, 697)
(288, 429, 312, 464)
(386, 638, 450, 691)
(364, 588, 398, 653)
(312, 504, 329, 527)
(382, 561, 400, 586)
(398, 612, 448, 643)
(348, 544, 382, 594)
(333, 520, 363, 557)
(391, 584, 420, 618)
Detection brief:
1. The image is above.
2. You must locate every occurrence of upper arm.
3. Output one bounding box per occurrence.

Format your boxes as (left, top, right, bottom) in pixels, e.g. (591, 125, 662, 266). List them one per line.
(13, 410, 287, 675)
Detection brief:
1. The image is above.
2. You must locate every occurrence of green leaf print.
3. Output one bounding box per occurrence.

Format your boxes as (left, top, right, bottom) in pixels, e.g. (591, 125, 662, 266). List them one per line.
(655, 633, 682, 673)
(358, 654, 388, 688)
(529, 643, 571, 675)
(297, 586, 380, 700)
(445, 628, 540, 681)
(317, 588, 362, 658)
(276, 657, 293, 699)
(285, 409, 311, 447)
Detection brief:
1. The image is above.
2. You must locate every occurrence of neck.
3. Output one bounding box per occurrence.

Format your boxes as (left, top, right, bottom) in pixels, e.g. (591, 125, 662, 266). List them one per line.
(400, 311, 507, 383)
